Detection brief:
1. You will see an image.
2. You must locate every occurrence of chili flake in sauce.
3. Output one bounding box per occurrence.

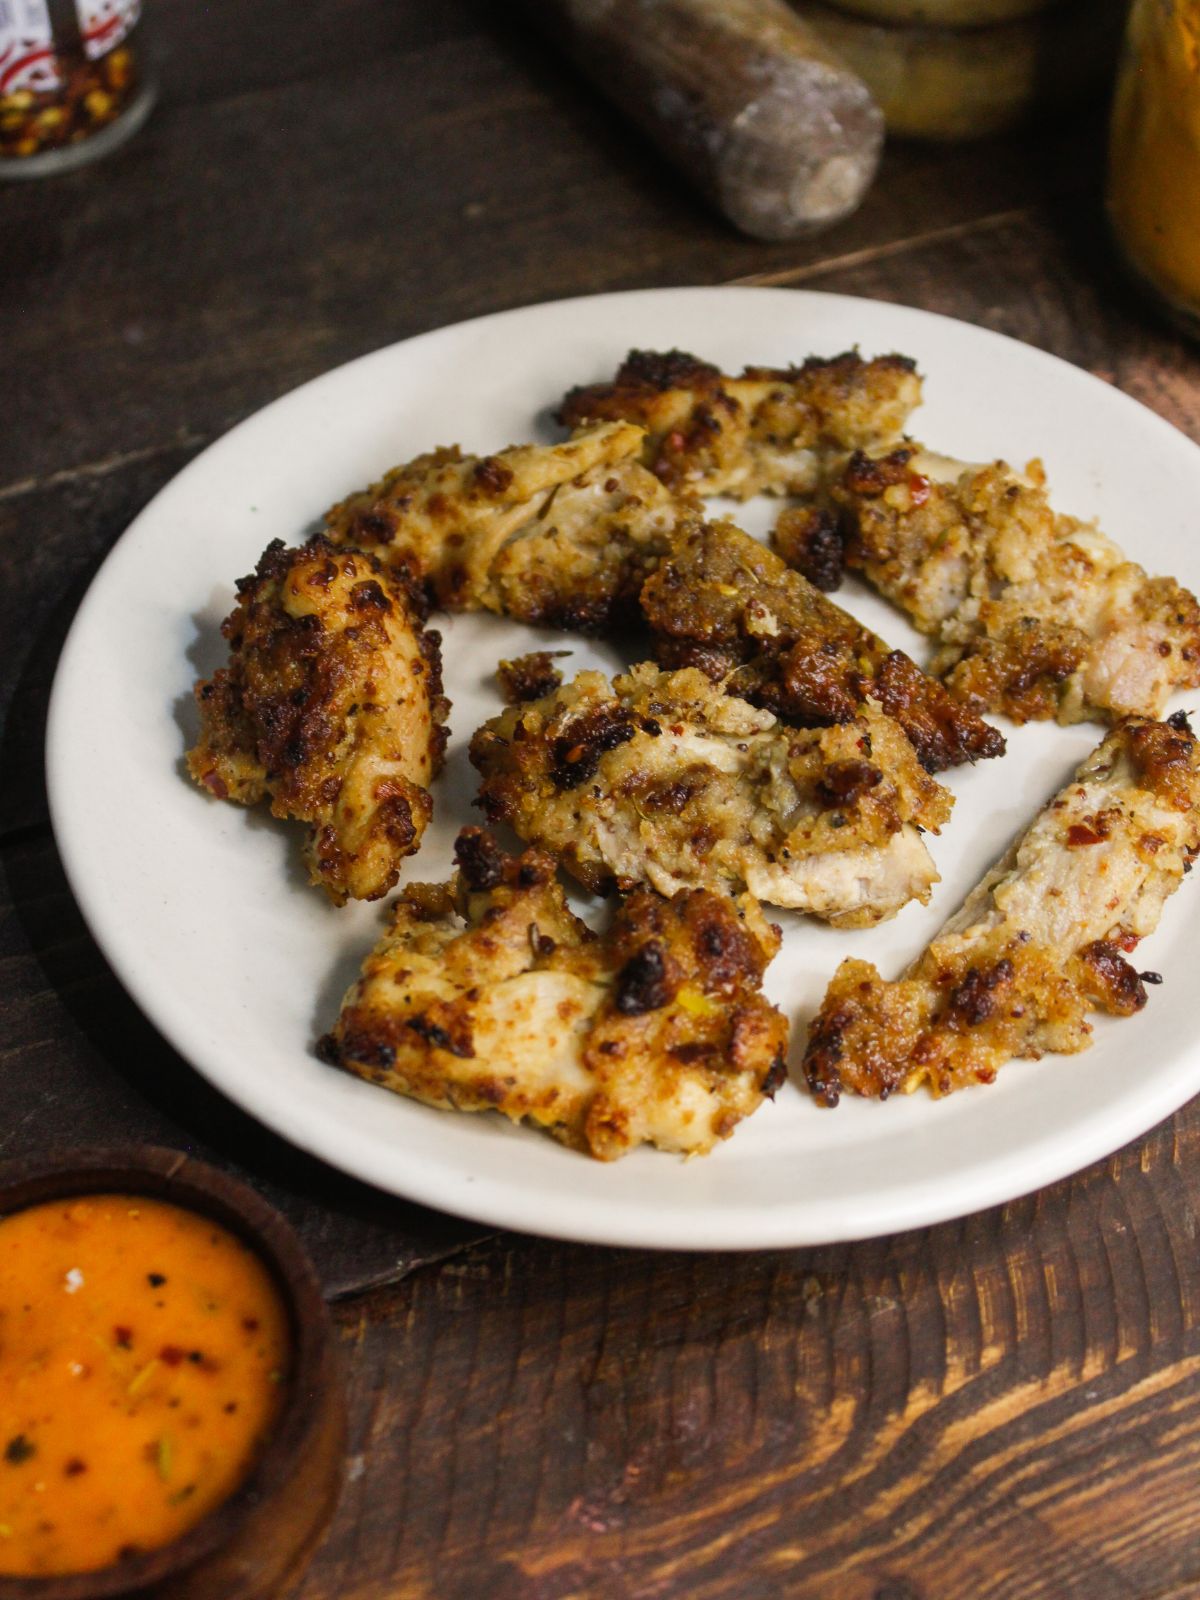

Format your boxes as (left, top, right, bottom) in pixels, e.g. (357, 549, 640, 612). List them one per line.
(0, 1194, 289, 1577)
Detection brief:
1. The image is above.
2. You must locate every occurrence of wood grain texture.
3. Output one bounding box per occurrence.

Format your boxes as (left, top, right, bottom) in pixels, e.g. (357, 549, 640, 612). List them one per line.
(0, 9, 1096, 493)
(5, 3, 1200, 1595)
(292, 1104, 1200, 1598)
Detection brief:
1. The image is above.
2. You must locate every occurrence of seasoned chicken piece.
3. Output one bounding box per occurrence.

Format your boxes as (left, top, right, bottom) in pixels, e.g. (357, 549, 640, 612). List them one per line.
(323, 420, 688, 633)
(830, 446, 1200, 724)
(471, 662, 951, 927)
(187, 538, 449, 904)
(803, 713, 1200, 1104)
(318, 829, 788, 1160)
(557, 348, 922, 498)
(641, 519, 1004, 772)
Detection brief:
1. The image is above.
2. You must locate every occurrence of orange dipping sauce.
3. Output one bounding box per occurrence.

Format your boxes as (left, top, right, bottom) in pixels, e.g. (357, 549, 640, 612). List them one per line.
(0, 1194, 290, 1577)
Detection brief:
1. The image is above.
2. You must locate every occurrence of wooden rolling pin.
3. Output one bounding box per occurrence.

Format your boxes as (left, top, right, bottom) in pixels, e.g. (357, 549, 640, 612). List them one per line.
(521, 0, 884, 240)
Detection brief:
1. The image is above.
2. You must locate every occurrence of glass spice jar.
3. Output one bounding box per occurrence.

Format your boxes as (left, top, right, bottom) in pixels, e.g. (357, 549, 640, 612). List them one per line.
(0, 0, 154, 178)
(1107, 0, 1200, 336)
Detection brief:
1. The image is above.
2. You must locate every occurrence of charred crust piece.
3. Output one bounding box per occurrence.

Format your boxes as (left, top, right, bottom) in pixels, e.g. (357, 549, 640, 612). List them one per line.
(772, 506, 847, 592)
(640, 519, 1004, 772)
(453, 826, 509, 892)
(406, 1007, 475, 1059)
(803, 1004, 852, 1107)
(418, 627, 450, 774)
(321, 830, 788, 1160)
(606, 349, 723, 394)
(815, 760, 883, 810)
(558, 350, 923, 500)
(550, 703, 638, 790)
(186, 537, 449, 904)
(841, 446, 914, 497)
(945, 960, 1014, 1028)
(614, 941, 672, 1015)
(833, 445, 1200, 725)
(471, 660, 952, 926)
(761, 1053, 788, 1098)
(802, 716, 1200, 1102)
(323, 421, 688, 636)
(1076, 940, 1147, 1017)
(496, 651, 569, 705)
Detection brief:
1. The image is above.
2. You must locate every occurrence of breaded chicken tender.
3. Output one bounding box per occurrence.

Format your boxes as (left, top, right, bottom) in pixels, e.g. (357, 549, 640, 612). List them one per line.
(831, 447, 1200, 724)
(803, 714, 1200, 1105)
(187, 538, 449, 904)
(557, 348, 922, 498)
(641, 518, 1004, 772)
(318, 829, 789, 1160)
(471, 663, 951, 927)
(323, 420, 688, 634)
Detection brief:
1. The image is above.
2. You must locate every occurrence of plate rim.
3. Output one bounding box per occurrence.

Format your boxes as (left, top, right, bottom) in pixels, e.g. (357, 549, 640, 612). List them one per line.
(44, 282, 1200, 1250)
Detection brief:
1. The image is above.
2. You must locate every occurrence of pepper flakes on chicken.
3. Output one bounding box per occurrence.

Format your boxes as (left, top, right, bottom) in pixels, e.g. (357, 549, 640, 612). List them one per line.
(323, 420, 689, 634)
(641, 518, 1004, 773)
(318, 829, 789, 1160)
(829, 446, 1200, 724)
(557, 348, 922, 498)
(471, 662, 952, 927)
(803, 713, 1200, 1105)
(187, 538, 449, 904)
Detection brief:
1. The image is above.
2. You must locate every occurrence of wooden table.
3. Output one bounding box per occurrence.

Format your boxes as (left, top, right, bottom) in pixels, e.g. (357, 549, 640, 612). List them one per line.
(5, 5, 1200, 1595)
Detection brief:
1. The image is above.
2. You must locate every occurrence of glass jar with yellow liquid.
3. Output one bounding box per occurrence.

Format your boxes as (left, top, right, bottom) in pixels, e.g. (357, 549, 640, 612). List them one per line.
(1108, 0, 1200, 335)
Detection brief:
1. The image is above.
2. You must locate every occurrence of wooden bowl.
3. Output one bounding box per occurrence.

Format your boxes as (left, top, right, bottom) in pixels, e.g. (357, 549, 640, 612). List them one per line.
(0, 1147, 346, 1600)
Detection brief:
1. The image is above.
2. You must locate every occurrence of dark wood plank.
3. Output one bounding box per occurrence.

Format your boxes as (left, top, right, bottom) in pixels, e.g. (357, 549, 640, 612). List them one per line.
(0, 825, 488, 1297)
(154, 0, 479, 109)
(0, 24, 1099, 494)
(0, 442, 203, 840)
(292, 1106, 1200, 1598)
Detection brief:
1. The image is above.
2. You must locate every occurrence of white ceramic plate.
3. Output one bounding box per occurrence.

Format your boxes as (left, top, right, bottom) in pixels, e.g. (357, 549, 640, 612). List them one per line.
(46, 287, 1200, 1249)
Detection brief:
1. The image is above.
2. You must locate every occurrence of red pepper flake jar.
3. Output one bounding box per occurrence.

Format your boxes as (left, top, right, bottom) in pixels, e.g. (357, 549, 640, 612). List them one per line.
(0, 0, 155, 178)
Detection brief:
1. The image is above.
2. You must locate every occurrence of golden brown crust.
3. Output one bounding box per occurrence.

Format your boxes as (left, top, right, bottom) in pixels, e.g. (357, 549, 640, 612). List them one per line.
(187, 538, 450, 904)
(319, 829, 788, 1160)
(640, 519, 1004, 772)
(471, 661, 951, 926)
(558, 349, 922, 499)
(833, 447, 1200, 724)
(323, 421, 688, 635)
(802, 715, 1200, 1104)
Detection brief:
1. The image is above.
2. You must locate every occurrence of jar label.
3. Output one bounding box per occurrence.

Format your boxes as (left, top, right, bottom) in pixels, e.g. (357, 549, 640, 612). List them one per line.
(79, 0, 140, 61)
(0, 0, 139, 94)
